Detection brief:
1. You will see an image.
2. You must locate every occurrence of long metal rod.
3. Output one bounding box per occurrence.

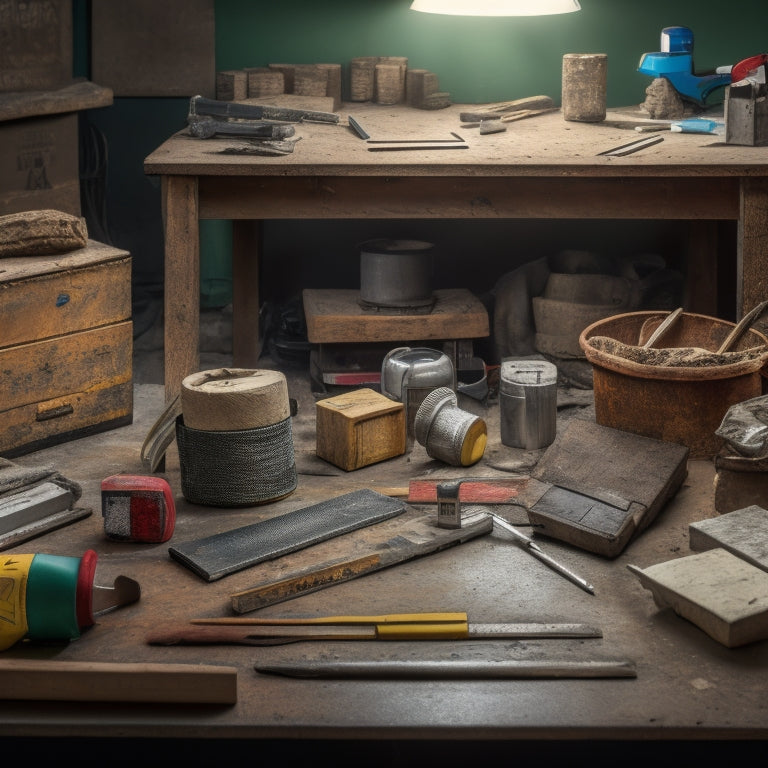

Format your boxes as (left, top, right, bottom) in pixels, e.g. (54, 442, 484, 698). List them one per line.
(368, 144, 469, 152)
(489, 513, 595, 595)
(597, 134, 663, 156)
(255, 659, 637, 680)
(367, 132, 465, 143)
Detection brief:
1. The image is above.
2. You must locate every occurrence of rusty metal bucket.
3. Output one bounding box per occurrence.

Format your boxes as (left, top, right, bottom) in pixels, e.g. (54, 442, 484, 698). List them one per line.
(579, 311, 768, 458)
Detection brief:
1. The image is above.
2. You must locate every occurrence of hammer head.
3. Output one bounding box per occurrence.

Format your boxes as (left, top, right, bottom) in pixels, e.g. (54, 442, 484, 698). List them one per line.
(436, 481, 462, 529)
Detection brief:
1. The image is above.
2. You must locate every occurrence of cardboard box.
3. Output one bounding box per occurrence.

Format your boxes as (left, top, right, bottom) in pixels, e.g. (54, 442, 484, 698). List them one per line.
(315, 388, 405, 471)
(0, 113, 81, 216)
(0, 0, 73, 93)
(0, 240, 133, 457)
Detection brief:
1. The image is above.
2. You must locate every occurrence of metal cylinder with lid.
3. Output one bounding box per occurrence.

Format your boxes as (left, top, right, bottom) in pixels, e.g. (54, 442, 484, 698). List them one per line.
(359, 239, 434, 308)
(500, 359, 558, 450)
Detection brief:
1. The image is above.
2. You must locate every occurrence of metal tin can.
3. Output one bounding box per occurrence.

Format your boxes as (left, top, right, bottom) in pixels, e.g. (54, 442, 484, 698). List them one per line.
(500, 359, 558, 450)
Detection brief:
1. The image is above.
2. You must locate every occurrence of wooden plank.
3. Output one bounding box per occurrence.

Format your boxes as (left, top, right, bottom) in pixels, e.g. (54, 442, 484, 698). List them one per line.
(684, 221, 719, 315)
(163, 175, 200, 402)
(197, 175, 740, 221)
(0, 659, 237, 704)
(302, 288, 489, 343)
(0, 80, 113, 123)
(230, 510, 493, 613)
(231, 219, 261, 368)
(405, 476, 529, 504)
(740, 177, 768, 318)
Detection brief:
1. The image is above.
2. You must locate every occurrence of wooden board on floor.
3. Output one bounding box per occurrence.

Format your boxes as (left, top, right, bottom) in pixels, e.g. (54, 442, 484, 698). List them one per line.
(230, 508, 493, 613)
(0, 659, 237, 704)
(302, 288, 489, 343)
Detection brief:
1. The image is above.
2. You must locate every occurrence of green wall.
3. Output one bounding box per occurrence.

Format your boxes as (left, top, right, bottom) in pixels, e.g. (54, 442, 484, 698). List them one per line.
(214, 0, 760, 107)
(79, 1, 766, 321)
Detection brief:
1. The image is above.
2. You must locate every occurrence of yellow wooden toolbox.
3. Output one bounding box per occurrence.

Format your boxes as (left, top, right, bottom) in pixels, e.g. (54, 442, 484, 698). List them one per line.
(0, 239, 133, 457)
(315, 387, 405, 471)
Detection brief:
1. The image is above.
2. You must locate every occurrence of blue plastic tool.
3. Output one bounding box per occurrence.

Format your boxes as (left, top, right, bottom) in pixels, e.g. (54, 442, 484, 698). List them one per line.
(638, 26, 731, 106)
(670, 118, 723, 134)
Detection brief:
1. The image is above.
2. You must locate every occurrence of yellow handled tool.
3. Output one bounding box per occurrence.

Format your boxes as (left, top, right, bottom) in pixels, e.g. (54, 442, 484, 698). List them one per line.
(147, 614, 601, 646)
(191, 612, 471, 640)
(190, 612, 468, 626)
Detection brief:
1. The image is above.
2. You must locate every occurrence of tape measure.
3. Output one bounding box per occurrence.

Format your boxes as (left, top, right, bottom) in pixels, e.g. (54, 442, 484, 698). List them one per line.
(101, 474, 175, 543)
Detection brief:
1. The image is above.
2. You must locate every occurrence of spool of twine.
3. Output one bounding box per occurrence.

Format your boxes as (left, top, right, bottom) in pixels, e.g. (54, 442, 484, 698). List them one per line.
(562, 53, 607, 123)
(178, 368, 297, 506)
(181, 368, 290, 431)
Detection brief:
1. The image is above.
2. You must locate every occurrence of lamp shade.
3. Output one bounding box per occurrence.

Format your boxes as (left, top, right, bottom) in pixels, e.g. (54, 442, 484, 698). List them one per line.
(410, 0, 580, 15)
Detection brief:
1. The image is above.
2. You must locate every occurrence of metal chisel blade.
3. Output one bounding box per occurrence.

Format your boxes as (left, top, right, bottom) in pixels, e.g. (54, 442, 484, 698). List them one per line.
(468, 623, 602, 639)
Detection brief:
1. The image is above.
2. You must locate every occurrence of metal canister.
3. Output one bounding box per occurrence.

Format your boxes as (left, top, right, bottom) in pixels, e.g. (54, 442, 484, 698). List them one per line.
(380, 346, 455, 445)
(359, 239, 434, 308)
(500, 359, 558, 450)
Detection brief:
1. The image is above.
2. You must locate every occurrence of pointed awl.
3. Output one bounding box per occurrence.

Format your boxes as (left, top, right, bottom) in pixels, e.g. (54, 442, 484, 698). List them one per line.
(489, 512, 595, 595)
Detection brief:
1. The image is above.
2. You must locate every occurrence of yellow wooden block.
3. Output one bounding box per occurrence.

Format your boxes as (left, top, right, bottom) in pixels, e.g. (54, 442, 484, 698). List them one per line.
(316, 388, 405, 471)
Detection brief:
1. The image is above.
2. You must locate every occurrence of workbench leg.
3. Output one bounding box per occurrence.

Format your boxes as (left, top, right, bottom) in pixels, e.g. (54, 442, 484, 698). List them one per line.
(684, 221, 719, 316)
(738, 177, 768, 319)
(232, 219, 262, 368)
(162, 175, 200, 403)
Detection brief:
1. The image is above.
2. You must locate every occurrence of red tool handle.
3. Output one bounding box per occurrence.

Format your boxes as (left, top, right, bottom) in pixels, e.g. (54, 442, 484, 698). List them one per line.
(731, 54, 768, 83)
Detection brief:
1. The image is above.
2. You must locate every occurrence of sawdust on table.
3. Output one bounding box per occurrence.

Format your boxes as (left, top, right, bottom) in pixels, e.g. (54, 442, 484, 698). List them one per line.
(586, 336, 767, 368)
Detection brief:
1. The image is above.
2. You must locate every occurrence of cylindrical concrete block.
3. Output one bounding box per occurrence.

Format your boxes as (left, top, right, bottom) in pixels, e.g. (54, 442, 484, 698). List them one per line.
(350, 57, 377, 102)
(562, 53, 607, 123)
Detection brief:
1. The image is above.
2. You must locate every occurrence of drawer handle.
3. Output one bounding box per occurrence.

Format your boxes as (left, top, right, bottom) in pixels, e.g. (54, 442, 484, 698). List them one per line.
(36, 404, 74, 421)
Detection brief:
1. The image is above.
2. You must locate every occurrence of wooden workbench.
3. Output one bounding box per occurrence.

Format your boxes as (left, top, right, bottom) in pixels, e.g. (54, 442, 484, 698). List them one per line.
(144, 102, 768, 403)
(3, 369, 768, 761)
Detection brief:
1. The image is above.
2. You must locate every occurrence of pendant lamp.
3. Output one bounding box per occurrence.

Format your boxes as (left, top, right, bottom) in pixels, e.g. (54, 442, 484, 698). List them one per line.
(410, 0, 581, 15)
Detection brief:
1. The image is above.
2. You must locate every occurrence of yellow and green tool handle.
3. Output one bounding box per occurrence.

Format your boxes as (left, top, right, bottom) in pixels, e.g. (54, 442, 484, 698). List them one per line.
(0, 550, 98, 651)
